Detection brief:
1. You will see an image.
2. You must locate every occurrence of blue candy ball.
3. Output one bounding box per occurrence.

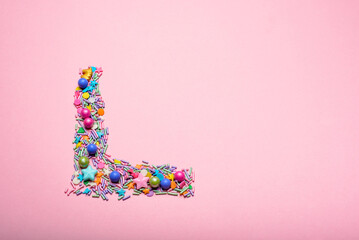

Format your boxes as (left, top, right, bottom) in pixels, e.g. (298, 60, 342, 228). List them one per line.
(87, 144, 97, 155)
(110, 171, 121, 183)
(160, 178, 171, 190)
(78, 78, 88, 89)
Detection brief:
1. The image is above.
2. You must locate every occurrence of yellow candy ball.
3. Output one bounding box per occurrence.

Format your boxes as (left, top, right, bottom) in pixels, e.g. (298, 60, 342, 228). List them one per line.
(83, 92, 90, 99)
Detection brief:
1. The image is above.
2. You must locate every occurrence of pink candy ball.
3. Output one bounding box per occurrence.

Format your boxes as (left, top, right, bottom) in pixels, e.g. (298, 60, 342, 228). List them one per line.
(83, 118, 94, 129)
(81, 108, 91, 118)
(174, 171, 185, 182)
(74, 99, 81, 106)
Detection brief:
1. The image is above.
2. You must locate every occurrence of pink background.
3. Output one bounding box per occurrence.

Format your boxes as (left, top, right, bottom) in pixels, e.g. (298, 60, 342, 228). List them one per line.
(1, 0, 359, 239)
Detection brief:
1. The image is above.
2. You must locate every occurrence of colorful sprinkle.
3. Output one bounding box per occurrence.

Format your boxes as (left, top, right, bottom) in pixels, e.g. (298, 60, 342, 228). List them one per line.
(66, 66, 195, 201)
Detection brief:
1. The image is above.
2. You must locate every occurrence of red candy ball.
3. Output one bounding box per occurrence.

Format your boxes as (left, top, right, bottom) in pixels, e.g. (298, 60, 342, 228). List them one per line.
(174, 171, 185, 182)
(83, 118, 94, 129)
(81, 108, 91, 118)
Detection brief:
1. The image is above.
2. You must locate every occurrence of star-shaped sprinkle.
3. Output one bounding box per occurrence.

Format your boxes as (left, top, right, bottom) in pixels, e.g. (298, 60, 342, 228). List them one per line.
(153, 169, 159, 176)
(83, 85, 94, 93)
(117, 189, 126, 196)
(135, 164, 142, 169)
(74, 136, 81, 144)
(94, 172, 103, 185)
(167, 173, 174, 181)
(83, 188, 91, 194)
(131, 172, 139, 178)
(127, 182, 135, 190)
(82, 81, 98, 93)
(77, 174, 83, 182)
(97, 131, 104, 138)
(133, 173, 149, 189)
(143, 188, 150, 194)
(102, 168, 110, 176)
(95, 67, 103, 74)
(97, 161, 105, 169)
(82, 165, 98, 181)
(90, 80, 98, 88)
(94, 177, 102, 185)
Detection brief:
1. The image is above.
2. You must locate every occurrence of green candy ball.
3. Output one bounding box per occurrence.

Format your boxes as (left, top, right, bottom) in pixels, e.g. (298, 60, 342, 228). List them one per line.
(149, 176, 160, 188)
(78, 156, 89, 168)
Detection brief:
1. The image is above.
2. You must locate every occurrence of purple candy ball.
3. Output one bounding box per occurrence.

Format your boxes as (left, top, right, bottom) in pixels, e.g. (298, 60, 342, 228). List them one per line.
(83, 118, 94, 129)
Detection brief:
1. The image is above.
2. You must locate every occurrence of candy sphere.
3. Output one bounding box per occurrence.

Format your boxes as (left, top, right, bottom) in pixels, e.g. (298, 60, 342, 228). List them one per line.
(110, 171, 121, 183)
(83, 118, 94, 129)
(149, 176, 160, 188)
(98, 108, 105, 116)
(80, 108, 91, 118)
(87, 144, 97, 155)
(157, 173, 164, 181)
(160, 178, 171, 190)
(78, 156, 89, 168)
(174, 171, 185, 182)
(74, 99, 81, 106)
(78, 78, 88, 89)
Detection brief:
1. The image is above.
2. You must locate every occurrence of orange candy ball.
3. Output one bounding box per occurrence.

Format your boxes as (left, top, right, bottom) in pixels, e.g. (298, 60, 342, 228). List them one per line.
(98, 108, 104, 116)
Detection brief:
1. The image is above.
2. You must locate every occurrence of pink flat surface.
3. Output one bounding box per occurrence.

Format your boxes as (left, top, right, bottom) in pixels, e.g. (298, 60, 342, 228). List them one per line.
(1, 1, 359, 239)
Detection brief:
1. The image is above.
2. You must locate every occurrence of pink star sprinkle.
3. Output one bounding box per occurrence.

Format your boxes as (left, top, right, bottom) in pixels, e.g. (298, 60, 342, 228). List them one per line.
(97, 161, 105, 169)
(133, 173, 149, 189)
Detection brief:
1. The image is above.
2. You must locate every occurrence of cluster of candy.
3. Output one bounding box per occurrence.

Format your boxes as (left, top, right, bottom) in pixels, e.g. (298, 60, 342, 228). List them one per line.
(65, 66, 195, 201)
